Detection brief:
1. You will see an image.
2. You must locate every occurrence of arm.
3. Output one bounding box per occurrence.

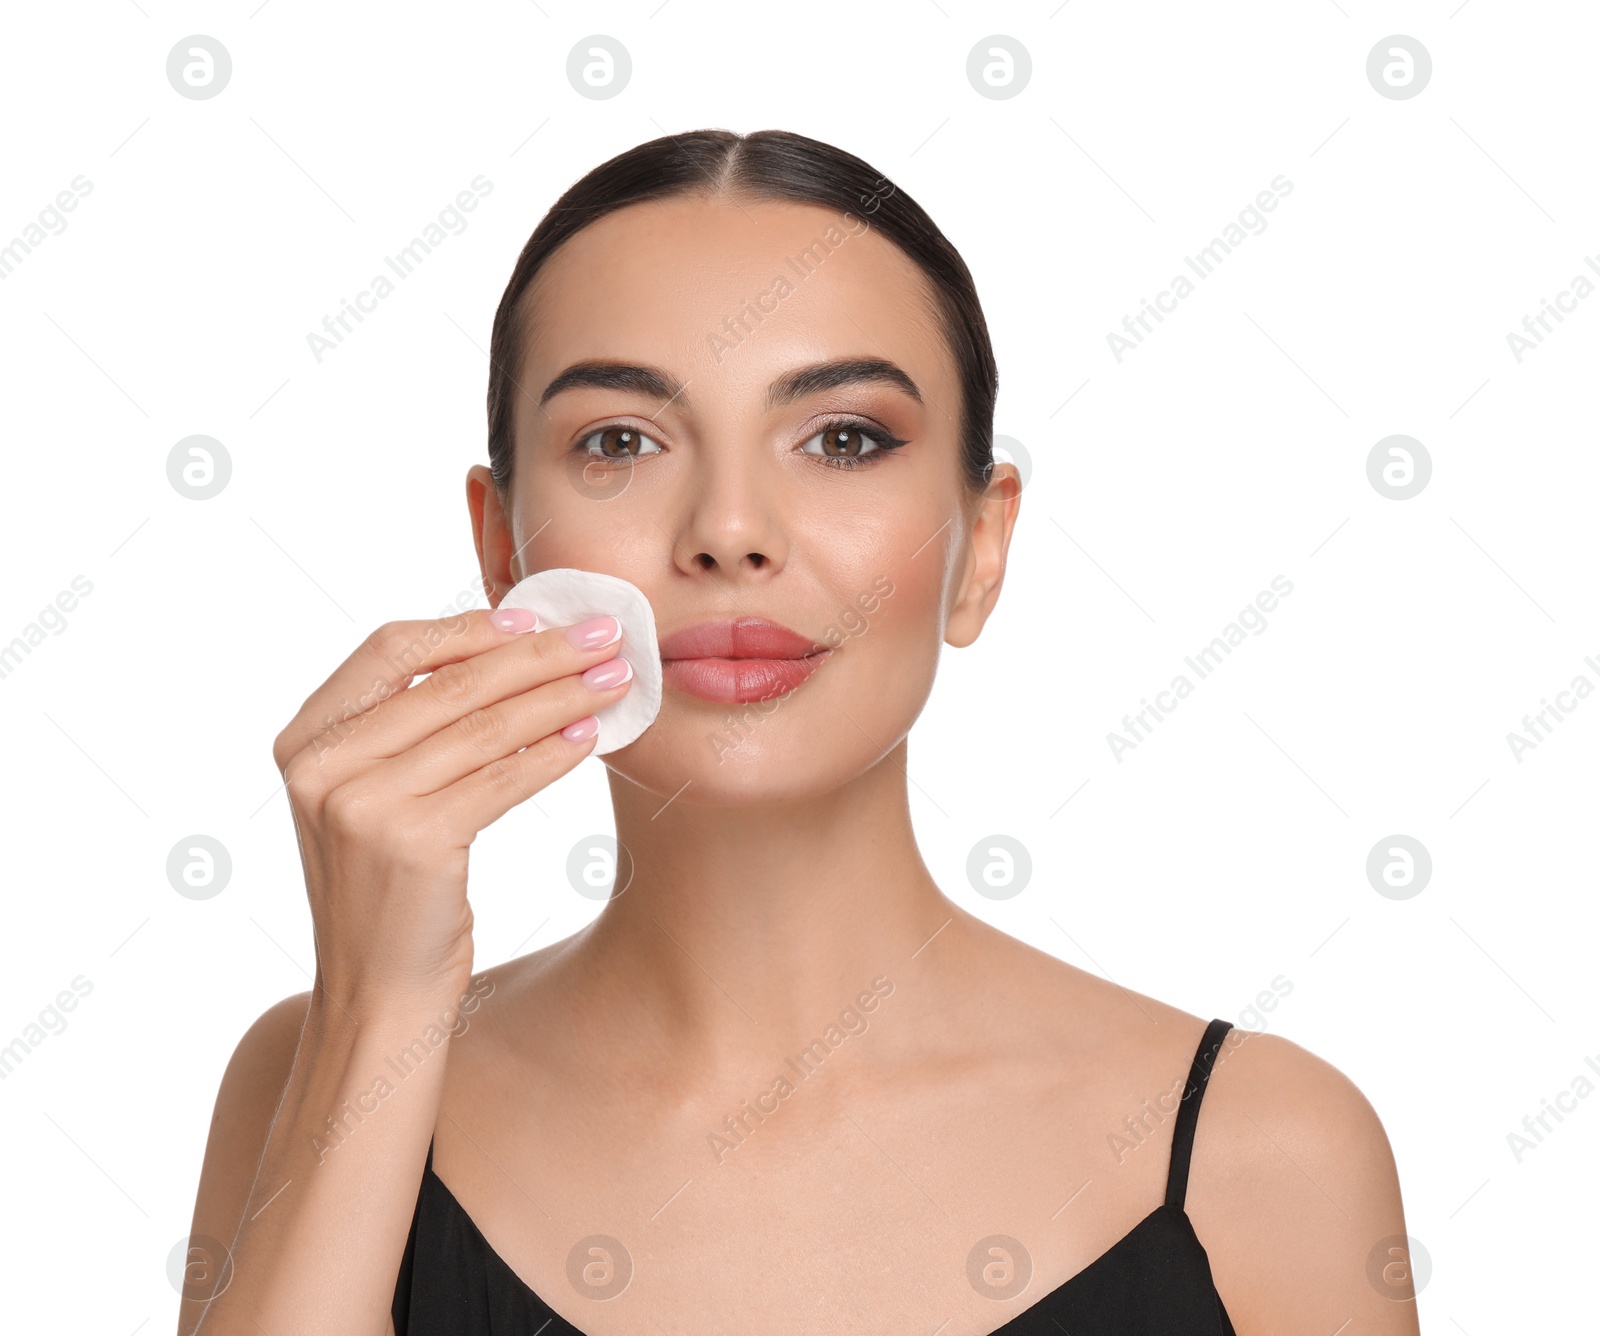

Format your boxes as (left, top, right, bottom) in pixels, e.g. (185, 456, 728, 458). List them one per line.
(178, 986, 455, 1335)
(176, 991, 309, 1336)
(175, 610, 633, 1333)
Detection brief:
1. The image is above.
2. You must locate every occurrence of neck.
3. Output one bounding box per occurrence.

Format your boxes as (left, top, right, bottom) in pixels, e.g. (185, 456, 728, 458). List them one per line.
(565, 737, 956, 1075)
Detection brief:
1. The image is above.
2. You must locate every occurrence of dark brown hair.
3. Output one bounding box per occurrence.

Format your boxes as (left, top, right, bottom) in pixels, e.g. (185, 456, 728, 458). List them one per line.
(486, 128, 998, 495)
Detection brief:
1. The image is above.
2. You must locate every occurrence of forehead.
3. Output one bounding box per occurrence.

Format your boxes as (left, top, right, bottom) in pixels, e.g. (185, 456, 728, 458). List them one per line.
(519, 193, 952, 409)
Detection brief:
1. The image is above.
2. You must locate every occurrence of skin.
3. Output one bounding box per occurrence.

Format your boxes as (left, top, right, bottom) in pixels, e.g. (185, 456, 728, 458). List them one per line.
(180, 193, 1420, 1336)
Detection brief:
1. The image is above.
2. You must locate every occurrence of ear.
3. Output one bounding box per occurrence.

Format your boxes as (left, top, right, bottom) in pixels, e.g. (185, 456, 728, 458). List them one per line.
(466, 464, 520, 606)
(944, 462, 1022, 649)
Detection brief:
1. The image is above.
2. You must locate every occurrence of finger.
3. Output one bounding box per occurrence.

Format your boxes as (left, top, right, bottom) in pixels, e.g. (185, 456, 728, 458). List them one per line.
(398, 658, 633, 797)
(274, 613, 493, 773)
(430, 714, 603, 841)
(348, 617, 625, 765)
(274, 611, 621, 774)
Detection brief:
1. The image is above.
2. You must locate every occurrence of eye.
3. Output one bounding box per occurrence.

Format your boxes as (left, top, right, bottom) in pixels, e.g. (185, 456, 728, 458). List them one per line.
(576, 424, 663, 463)
(798, 420, 908, 469)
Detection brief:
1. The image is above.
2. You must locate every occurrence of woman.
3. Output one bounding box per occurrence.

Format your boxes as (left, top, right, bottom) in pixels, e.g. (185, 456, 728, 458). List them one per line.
(179, 130, 1418, 1335)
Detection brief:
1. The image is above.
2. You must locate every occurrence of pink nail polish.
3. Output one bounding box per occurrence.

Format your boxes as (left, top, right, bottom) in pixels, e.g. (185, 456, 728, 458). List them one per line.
(562, 714, 600, 742)
(581, 657, 633, 691)
(489, 607, 539, 633)
(565, 615, 622, 649)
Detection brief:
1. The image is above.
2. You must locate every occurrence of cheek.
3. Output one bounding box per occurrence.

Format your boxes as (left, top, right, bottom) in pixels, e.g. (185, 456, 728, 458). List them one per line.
(816, 528, 947, 707)
(513, 482, 660, 577)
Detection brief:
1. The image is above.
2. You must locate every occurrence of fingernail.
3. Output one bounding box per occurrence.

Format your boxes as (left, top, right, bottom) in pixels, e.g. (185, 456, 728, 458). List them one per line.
(562, 714, 600, 742)
(566, 615, 622, 649)
(581, 657, 633, 691)
(490, 607, 539, 633)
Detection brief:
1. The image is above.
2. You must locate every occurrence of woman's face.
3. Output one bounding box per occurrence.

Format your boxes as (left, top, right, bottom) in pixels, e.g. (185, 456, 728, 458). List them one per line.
(469, 192, 1017, 804)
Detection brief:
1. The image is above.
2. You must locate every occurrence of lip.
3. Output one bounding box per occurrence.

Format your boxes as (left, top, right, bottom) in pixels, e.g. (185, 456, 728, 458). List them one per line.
(659, 618, 832, 704)
(658, 618, 821, 660)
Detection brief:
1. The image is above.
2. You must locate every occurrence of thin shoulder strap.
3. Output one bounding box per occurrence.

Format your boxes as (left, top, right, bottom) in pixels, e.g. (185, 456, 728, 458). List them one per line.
(1164, 1017, 1233, 1212)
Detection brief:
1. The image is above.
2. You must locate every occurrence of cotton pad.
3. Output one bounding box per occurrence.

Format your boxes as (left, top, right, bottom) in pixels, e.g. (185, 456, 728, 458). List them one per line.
(497, 568, 662, 754)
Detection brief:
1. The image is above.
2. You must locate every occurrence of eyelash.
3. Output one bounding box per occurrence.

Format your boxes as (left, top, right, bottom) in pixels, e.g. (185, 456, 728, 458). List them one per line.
(571, 418, 910, 471)
(806, 419, 910, 469)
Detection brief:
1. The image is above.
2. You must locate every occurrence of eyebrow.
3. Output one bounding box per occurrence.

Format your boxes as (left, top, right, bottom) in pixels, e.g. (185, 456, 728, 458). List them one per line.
(537, 356, 923, 413)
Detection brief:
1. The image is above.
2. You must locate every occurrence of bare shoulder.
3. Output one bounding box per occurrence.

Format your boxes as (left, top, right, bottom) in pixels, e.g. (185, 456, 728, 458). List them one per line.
(177, 991, 312, 1335)
(216, 990, 314, 1114)
(452, 937, 572, 1039)
(1190, 1028, 1421, 1335)
(959, 920, 1418, 1331)
(947, 907, 1208, 1068)
(197, 990, 313, 1181)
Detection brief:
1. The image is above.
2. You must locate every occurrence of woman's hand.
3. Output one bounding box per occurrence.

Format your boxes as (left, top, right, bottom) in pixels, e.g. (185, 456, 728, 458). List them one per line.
(271, 607, 634, 1010)
(181, 606, 636, 1335)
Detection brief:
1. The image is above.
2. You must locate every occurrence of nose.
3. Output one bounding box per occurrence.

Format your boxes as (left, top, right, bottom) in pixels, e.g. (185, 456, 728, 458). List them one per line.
(671, 440, 789, 581)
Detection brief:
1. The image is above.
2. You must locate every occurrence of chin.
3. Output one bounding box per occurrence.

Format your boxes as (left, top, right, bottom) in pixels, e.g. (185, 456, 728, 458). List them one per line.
(601, 702, 885, 807)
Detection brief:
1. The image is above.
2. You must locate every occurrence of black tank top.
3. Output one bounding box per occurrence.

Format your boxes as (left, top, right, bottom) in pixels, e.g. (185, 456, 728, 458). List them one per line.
(393, 1017, 1238, 1334)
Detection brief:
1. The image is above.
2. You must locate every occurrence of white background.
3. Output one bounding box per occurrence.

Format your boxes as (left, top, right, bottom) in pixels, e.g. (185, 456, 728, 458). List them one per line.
(1, 1, 1593, 1331)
